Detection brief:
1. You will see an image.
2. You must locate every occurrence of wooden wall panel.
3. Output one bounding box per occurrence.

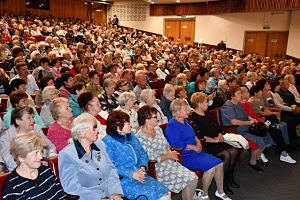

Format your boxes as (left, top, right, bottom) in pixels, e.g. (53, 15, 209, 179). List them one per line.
(0, 0, 88, 19)
(150, 0, 300, 16)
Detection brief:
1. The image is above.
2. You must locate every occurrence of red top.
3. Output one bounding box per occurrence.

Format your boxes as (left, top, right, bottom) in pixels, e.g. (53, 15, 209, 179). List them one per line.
(241, 102, 264, 122)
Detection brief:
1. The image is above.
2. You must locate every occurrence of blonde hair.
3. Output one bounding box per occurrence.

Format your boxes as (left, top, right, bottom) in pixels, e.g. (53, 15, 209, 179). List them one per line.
(176, 73, 186, 83)
(10, 133, 47, 165)
(50, 97, 68, 120)
(190, 92, 208, 109)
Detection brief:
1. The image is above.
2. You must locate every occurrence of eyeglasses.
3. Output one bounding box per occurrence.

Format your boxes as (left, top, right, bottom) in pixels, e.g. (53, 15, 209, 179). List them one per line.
(91, 125, 97, 130)
(151, 116, 158, 119)
(121, 82, 129, 87)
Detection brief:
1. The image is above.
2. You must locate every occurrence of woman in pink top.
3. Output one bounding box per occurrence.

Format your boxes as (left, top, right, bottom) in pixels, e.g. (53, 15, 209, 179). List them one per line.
(47, 97, 74, 152)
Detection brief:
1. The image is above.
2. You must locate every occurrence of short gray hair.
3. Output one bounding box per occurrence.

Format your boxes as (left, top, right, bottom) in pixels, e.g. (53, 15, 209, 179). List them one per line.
(140, 89, 155, 103)
(118, 92, 135, 106)
(170, 99, 187, 118)
(71, 115, 96, 141)
(42, 86, 57, 102)
(163, 86, 175, 97)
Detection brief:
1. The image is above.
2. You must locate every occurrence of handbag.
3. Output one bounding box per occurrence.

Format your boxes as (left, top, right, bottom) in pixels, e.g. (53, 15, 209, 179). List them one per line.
(249, 122, 267, 137)
(264, 115, 279, 124)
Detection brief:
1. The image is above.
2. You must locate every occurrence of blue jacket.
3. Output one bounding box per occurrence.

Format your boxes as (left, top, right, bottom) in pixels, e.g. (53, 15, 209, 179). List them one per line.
(58, 140, 123, 199)
(68, 94, 83, 118)
(4, 106, 46, 127)
(159, 96, 172, 120)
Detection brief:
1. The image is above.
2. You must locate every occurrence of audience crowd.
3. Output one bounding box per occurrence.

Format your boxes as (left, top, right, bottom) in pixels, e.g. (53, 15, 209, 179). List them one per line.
(0, 12, 300, 200)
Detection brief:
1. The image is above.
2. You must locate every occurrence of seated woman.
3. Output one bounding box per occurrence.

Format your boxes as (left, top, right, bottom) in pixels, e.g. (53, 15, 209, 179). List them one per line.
(35, 76, 55, 107)
(102, 110, 170, 200)
(68, 82, 86, 117)
(9, 78, 35, 107)
(58, 115, 123, 199)
(0, 106, 57, 171)
(175, 85, 192, 112)
(99, 79, 119, 113)
(146, 63, 158, 81)
(159, 86, 176, 120)
(115, 92, 139, 133)
(140, 89, 168, 125)
(48, 97, 74, 153)
(74, 65, 90, 84)
(165, 99, 230, 200)
(213, 80, 228, 107)
(78, 92, 107, 140)
(136, 105, 199, 200)
(59, 74, 74, 98)
(240, 87, 296, 164)
(189, 92, 239, 195)
(221, 86, 274, 173)
(1, 133, 66, 199)
(40, 86, 59, 126)
(115, 79, 130, 96)
(86, 70, 103, 97)
(4, 91, 46, 127)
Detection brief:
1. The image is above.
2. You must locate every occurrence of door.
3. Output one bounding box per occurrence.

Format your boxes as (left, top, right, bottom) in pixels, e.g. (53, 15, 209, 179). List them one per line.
(164, 20, 181, 43)
(244, 31, 289, 62)
(180, 20, 195, 45)
(244, 32, 268, 58)
(164, 19, 195, 45)
(266, 32, 289, 63)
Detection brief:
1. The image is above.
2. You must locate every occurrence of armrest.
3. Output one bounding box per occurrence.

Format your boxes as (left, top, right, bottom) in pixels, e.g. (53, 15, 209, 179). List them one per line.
(147, 160, 157, 179)
(67, 194, 80, 200)
(200, 138, 206, 152)
(220, 125, 239, 134)
(170, 148, 184, 165)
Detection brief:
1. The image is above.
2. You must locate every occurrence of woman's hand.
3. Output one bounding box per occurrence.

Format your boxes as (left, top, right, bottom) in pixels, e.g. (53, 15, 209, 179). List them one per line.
(208, 92, 216, 100)
(218, 133, 224, 142)
(133, 170, 146, 183)
(167, 150, 179, 161)
(193, 143, 202, 153)
(110, 194, 122, 200)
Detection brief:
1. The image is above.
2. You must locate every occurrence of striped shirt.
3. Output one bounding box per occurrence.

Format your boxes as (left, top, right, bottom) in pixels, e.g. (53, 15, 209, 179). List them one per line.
(1, 166, 66, 200)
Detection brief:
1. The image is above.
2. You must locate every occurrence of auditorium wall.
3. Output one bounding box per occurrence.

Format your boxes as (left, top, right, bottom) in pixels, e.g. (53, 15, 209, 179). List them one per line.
(0, 0, 88, 19)
(286, 10, 300, 59)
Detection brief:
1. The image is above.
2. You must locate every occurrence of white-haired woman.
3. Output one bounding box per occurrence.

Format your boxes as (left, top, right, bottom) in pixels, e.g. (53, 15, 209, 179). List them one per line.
(115, 92, 139, 133)
(28, 50, 41, 70)
(1, 133, 66, 199)
(58, 115, 123, 199)
(99, 79, 119, 113)
(245, 72, 257, 90)
(139, 89, 168, 125)
(156, 60, 169, 80)
(40, 86, 59, 126)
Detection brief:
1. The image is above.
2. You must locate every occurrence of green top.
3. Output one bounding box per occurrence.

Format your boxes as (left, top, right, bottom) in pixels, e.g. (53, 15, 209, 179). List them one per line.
(86, 82, 103, 97)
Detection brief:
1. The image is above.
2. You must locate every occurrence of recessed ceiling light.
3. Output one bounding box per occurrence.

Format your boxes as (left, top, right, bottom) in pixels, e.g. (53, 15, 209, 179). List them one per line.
(91, 2, 94, 4)
(177, 0, 180, 2)
(151, 2, 154, 3)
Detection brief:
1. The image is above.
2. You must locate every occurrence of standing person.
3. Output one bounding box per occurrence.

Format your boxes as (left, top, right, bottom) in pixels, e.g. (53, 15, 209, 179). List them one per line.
(165, 99, 230, 200)
(136, 105, 199, 200)
(1, 133, 66, 200)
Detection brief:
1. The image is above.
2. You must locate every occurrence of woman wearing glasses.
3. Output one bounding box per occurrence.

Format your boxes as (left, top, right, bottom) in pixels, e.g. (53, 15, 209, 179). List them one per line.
(58, 115, 123, 200)
(102, 110, 170, 200)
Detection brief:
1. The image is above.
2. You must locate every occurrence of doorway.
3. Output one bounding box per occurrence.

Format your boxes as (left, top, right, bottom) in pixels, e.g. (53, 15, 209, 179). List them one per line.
(164, 19, 195, 45)
(244, 31, 289, 63)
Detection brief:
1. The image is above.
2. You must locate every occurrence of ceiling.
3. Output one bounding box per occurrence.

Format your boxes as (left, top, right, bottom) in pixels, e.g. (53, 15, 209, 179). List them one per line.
(91, 0, 219, 4)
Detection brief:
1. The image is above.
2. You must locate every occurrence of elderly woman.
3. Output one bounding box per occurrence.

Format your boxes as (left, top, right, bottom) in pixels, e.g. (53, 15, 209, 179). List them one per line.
(102, 110, 169, 200)
(189, 92, 239, 195)
(221, 86, 274, 172)
(58, 115, 123, 199)
(140, 89, 168, 125)
(78, 92, 107, 140)
(40, 86, 59, 126)
(47, 97, 74, 152)
(75, 65, 90, 84)
(236, 73, 247, 88)
(28, 50, 41, 70)
(4, 91, 46, 127)
(86, 70, 103, 97)
(213, 80, 228, 106)
(0, 106, 57, 171)
(175, 85, 192, 112)
(165, 99, 229, 200)
(35, 76, 55, 107)
(68, 82, 86, 117)
(99, 79, 119, 113)
(159, 86, 176, 120)
(156, 60, 169, 80)
(1, 133, 66, 199)
(115, 92, 139, 133)
(136, 105, 198, 200)
(245, 72, 257, 90)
